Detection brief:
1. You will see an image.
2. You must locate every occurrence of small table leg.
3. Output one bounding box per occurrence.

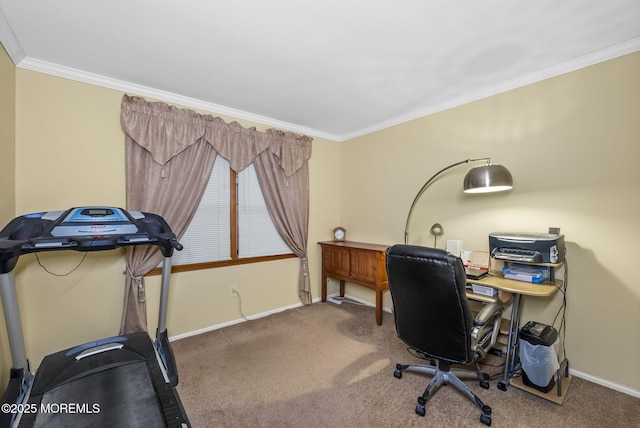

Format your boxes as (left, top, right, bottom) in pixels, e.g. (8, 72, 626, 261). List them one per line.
(375, 289, 383, 326)
(322, 278, 345, 302)
(321, 273, 327, 302)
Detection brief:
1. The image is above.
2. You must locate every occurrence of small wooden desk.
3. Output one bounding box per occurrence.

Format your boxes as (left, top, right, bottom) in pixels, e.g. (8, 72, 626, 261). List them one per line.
(466, 267, 569, 401)
(318, 241, 389, 325)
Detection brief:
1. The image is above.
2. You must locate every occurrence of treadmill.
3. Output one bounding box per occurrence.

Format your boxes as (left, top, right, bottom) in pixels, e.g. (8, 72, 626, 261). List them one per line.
(0, 207, 190, 427)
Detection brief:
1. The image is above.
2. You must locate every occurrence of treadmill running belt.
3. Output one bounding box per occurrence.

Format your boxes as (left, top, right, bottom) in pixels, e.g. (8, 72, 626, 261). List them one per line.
(32, 362, 165, 427)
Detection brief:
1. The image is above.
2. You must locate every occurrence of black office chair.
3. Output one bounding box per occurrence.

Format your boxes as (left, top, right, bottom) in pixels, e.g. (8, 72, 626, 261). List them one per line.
(386, 244, 504, 426)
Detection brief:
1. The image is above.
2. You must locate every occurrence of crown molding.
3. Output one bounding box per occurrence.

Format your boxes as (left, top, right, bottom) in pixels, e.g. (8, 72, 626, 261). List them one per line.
(16, 57, 342, 142)
(0, 7, 25, 64)
(340, 37, 640, 141)
(13, 37, 640, 143)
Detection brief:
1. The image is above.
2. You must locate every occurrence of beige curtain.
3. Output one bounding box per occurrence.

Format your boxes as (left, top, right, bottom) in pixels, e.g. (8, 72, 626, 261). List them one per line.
(119, 95, 312, 332)
(121, 96, 218, 333)
(254, 130, 312, 304)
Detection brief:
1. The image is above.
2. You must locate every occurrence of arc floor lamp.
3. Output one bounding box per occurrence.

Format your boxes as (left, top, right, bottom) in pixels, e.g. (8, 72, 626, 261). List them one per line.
(404, 158, 513, 244)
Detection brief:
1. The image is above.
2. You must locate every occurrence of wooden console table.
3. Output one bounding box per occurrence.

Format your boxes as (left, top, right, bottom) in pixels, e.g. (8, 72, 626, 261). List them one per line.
(318, 241, 389, 325)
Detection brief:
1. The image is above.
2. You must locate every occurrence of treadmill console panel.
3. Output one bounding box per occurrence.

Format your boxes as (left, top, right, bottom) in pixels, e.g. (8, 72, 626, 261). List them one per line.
(51, 207, 140, 237)
(0, 206, 181, 273)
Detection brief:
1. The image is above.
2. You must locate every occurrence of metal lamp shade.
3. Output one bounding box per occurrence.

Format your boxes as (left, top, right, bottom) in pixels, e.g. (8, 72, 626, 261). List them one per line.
(404, 158, 513, 244)
(463, 164, 513, 193)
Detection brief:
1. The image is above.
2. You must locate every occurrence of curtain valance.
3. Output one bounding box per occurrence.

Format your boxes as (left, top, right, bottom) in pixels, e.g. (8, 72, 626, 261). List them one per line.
(121, 95, 311, 175)
(266, 129, 313, 177)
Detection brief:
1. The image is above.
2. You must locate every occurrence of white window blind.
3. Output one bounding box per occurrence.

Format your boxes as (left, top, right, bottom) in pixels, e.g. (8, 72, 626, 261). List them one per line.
(172, 156, 231, 265)
(237, 164, 291, 258)
(171, 157, 291, 266)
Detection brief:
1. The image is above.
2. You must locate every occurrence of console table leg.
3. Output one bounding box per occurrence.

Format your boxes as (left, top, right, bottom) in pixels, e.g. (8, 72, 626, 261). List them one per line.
(321, 274, 328, 302)
(375, 289, 383, 326)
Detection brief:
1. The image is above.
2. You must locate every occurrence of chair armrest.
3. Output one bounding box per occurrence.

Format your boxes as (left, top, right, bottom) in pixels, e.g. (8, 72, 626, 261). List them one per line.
(474, 302, 504, 327)
(472, 301, 505, 360)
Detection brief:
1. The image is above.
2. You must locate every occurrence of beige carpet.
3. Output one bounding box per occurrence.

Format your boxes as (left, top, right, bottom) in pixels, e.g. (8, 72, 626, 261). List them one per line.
(173, 301, 640, 427)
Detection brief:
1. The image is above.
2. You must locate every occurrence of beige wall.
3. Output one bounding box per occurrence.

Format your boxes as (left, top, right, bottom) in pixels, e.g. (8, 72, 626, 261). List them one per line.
(0, 44, 15, 225)
(0, 43, 17, 388)
(0, 48, 637, 396)
(340, 52, 640, 394)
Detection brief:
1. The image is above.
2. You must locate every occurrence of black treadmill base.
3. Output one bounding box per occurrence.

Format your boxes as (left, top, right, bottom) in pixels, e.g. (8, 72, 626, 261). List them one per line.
(17, 332, 189, 428)
(33, 362, 164, 427)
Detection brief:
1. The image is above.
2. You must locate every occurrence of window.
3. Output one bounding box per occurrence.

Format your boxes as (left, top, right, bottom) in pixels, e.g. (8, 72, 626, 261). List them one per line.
(236, 161, 291, 258)
(171, 155, 231, 265)
(170, 156, 293, 270)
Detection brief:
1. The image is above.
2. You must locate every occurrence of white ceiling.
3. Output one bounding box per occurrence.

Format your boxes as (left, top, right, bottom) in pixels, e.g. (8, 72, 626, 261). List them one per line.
(1, 1, 639, 141)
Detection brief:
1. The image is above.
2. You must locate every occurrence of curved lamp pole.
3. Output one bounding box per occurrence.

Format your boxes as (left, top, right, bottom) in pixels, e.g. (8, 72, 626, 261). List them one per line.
(404, 158, 513, 244)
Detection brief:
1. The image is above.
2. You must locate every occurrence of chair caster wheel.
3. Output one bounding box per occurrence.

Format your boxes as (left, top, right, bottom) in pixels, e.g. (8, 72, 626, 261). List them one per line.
(394, 369, 402, 379)
(480, 413, 492, 426)
(415, 404, 426, 417)
(479, 372, 490, 389)
(497, 381, 507, 391)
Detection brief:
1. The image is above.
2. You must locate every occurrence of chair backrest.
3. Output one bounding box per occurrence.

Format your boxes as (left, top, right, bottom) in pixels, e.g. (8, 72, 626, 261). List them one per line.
(386, 244, 474, 365)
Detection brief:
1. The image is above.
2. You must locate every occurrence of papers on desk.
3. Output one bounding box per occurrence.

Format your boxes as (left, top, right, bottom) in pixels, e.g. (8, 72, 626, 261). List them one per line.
(503, 264, 550, 283)
(461, 250, 490, 271)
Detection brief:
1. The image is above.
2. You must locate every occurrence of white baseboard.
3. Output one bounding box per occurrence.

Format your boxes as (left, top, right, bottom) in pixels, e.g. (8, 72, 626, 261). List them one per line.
(168, 299, 316, 342)
(169, 295, 639, 399)
(569, 368, 640, 398)
(168, 293, 380, 342)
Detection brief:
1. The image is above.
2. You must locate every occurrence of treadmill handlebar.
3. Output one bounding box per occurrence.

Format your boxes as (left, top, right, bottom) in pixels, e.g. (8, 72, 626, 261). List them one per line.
(170, 238, 183, 252)
(0, 207, 183, 274)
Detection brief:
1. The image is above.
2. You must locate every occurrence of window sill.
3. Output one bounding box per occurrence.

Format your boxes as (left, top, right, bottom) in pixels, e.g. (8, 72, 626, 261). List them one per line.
(146, 253, 297, 276)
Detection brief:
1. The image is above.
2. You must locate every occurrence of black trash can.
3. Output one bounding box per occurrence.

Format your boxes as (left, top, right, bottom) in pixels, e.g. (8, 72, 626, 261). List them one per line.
(519, 321, 560, 393)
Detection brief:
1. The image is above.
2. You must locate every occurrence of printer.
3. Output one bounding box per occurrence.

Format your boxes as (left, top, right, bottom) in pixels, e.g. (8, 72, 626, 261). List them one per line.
(489, 232, 565, 263)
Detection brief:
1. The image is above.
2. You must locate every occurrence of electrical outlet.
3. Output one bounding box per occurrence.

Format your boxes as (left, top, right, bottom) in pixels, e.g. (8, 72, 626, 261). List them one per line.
(230, 285, 238, 297)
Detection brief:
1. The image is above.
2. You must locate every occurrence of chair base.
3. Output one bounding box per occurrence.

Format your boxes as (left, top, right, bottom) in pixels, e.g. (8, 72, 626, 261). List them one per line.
(394, 363, 492, 426)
